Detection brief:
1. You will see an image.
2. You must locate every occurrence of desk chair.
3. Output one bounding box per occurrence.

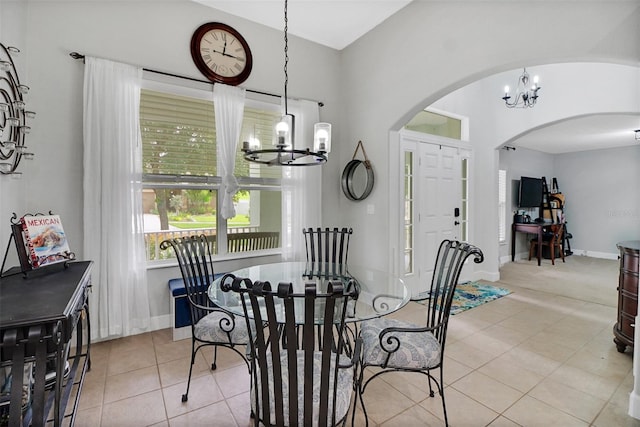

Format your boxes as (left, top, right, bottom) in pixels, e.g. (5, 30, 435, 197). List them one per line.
(221, 275, 360, 427)
(160, 235, 251, 402)
(528, 223, 565, 265)
(357, 240, 484, 426)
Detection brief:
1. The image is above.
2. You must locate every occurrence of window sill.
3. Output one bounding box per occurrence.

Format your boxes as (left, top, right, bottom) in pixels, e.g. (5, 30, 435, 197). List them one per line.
(146, 248, 282, 270)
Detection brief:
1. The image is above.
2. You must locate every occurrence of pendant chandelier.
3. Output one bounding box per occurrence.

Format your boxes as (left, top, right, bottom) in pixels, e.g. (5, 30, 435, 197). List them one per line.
(502, 68, 541, 108)
(242, 0, 331, 166)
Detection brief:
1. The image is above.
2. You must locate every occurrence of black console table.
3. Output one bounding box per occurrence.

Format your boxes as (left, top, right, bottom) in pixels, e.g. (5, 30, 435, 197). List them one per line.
(0, 261, 93, 426)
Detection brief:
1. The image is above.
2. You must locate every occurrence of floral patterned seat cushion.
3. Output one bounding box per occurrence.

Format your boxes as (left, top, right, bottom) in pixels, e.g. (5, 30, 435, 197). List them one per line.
(252, 350, 354, 426)
(194, 311, 251, 344)
(361, 317, 441, 370)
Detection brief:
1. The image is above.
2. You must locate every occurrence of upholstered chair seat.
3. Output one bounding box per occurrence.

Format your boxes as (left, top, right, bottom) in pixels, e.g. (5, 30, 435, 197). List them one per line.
(252, 350, 354, 427)
(360, 318, 441, 370)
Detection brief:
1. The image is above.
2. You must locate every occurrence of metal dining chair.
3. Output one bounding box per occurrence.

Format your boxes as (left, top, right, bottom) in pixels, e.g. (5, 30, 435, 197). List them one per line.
(221, 274, 360, 427)
(160, 234, 251, 402)
(357, 239, 484, 426)
(303, 227, 353, 266)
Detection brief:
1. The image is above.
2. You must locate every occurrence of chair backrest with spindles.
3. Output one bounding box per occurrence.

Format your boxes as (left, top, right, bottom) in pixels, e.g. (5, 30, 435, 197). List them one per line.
(303, 227, 353, 266)
(221, 276, 357, 427)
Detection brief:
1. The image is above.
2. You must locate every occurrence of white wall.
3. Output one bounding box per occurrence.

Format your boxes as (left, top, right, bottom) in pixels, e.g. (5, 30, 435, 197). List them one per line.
(498, 148, 555, 262)
(0, 0, 28, 269)
(497, 143, 640, 262)
(7, 0, 640, 325)
(556, 145, 640, 255)
(434, 63, 640, 271)
(338, 1, 639, 280)
(13, 0, 340, 325)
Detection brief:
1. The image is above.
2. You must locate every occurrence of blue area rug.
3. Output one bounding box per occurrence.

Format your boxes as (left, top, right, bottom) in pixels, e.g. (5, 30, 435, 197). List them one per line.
(418, 281, 512, 315)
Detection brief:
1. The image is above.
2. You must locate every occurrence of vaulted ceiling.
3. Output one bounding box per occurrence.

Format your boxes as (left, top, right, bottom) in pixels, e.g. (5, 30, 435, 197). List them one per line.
(193, 0, 640, 154)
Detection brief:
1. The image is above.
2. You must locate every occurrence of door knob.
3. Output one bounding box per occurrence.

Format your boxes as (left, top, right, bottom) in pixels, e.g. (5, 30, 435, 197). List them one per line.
(454, 221, 460, 226)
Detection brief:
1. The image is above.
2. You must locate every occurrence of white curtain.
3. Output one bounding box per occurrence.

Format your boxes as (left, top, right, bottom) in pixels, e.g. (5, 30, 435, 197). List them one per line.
(281, 99, 322, 261)
(83, 57, 150, 339)
(214, 84, 246, 219)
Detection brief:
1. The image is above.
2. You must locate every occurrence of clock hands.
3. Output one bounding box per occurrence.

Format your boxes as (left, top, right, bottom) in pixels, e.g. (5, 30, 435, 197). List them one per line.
(192, 22, 252, 84)
(210, 48, 243, 60)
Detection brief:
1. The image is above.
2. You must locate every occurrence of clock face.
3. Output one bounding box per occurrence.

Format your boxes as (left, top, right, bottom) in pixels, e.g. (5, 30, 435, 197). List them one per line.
(191, 23, 253, 85)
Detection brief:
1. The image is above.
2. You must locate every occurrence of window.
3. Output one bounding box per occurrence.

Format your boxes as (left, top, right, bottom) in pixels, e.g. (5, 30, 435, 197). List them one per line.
(403, 151, 414, 274)
(404, 110, 462, 140)
(498, 169, 507, 243)
(461, 157, 469, 241)
(140, 84, 283, 261)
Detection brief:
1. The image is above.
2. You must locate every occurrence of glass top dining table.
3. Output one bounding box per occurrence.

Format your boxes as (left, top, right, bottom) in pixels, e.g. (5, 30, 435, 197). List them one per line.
(208, 261, 409, 324)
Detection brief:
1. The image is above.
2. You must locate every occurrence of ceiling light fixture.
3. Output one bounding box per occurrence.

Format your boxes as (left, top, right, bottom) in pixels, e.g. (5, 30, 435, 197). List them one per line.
(242, 0, 331, 166)
(502, 68, 541, 109)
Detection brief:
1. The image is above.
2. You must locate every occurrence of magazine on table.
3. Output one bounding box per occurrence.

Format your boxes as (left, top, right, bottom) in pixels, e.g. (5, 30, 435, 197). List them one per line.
(20, 214, 73, 268)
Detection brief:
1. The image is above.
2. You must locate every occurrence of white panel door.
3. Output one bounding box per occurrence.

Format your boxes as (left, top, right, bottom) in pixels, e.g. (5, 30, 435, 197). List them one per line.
(414, 143, 462, 299)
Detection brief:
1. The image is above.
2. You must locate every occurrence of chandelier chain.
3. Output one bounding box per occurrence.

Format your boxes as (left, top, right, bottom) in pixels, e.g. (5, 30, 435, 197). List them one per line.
(240, 0, 330, 166)
(283, 0, 289, 114)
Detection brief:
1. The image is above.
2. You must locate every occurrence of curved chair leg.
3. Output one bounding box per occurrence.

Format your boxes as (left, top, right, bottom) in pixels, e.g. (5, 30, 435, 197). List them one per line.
(427, 370, 435, 397)
(212, 345, 218, 370)
(182, 339, 197, 402)
(357, 368, 370, 427)
(438, 365, 449, 426)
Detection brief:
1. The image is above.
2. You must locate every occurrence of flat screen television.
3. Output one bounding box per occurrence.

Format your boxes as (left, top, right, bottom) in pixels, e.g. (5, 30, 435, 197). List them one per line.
(518, 177, 543, 208)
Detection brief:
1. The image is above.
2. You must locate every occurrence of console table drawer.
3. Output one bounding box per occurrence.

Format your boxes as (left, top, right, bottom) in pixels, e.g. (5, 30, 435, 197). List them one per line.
(617, 314, 635, 341)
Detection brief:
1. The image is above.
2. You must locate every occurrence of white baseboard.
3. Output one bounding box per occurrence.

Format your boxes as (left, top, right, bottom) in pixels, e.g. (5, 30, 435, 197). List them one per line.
(629, 390, 640, 419)
(148, 314, 190, 341)
(151, 314, 171, 331)
(570, 249, 618, 260)
(502, 249, 618, 266)
(500, 252, 529, 266)
(173, 327, 191, 341)
(474, 270, 500, 282)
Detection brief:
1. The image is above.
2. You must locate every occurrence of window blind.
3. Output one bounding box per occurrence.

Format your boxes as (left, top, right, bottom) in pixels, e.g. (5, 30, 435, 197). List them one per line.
(141, 89, 282, 181)
(498, 169, 507, 242)
(141, 89, 217, 176)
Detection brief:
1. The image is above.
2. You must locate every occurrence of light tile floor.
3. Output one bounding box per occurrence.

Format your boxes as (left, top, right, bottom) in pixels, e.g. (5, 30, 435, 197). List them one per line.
(75, 256, 640, 426)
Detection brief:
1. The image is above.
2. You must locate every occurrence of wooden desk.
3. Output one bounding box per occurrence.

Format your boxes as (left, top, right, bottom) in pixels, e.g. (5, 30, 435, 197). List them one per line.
(0, 261, 93, 427)
(511, 222, 546, 266)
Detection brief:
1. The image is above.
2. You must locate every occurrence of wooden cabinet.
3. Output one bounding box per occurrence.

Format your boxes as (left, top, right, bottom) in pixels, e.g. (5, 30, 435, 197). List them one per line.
(614, 241, 640, 353)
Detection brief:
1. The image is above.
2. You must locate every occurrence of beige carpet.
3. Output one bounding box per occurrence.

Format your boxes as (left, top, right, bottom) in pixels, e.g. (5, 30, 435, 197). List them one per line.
(497, 255, 619, 307)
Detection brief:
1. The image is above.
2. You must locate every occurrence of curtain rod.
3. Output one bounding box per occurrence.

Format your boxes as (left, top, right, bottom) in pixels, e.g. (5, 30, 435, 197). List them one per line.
(69, 52, 324, 107)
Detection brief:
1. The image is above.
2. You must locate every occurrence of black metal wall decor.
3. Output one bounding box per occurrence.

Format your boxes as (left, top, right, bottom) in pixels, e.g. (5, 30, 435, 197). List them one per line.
(1, 42, 35, 176)
(342, 140, 374, 201)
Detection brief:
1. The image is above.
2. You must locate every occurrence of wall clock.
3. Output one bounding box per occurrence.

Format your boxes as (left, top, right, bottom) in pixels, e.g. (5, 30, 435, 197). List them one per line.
(190, 22, 253, 86)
